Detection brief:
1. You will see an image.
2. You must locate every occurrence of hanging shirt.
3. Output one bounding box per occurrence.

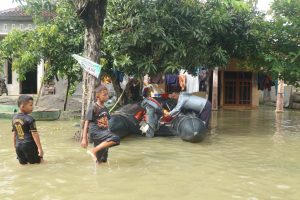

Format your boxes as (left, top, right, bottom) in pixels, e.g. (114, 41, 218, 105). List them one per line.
(185, 73, 199, 93)
(179, 74, 186, 91)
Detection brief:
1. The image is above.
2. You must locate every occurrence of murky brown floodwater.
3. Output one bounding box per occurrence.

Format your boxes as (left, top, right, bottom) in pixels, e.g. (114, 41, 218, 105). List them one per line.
(1, 106, 300, 200)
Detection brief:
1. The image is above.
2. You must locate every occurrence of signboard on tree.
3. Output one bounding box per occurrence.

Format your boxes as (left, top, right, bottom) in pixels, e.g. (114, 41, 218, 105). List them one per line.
(72, 54, 101, 78)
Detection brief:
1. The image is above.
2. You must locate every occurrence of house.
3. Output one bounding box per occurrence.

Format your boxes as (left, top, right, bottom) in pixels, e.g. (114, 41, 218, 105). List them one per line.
(209, 59, 260, 110)
(0, 7, 52, 95)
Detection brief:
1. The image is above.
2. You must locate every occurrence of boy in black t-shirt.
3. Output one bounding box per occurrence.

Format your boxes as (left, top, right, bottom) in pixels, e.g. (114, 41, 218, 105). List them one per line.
(12, 95, 44, 165)
(81, 85, 120, 163)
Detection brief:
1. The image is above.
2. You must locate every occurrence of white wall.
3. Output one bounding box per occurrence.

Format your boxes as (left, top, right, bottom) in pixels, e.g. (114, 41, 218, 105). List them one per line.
(53, 78, 82, 97)
(6, 70, 19, 95)
(0, 21, 34, 34)
(260, 85, 293, 107)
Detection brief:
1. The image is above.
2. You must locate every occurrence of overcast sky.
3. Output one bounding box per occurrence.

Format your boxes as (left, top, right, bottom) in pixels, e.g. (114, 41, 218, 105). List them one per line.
(0, 0, 19, 11)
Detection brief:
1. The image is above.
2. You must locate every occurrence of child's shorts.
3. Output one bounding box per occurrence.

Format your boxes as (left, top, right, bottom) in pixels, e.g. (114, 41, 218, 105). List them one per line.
(16, 142, 41, 165)
(91, 129, 120, 162)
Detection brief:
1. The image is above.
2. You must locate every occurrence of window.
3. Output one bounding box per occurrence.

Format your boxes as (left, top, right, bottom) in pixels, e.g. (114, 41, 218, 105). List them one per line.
(4, 24, 7, 30)
(20, 24, 23, 29)
(7, 59, 12, 84)
(12, 24, 15, 29)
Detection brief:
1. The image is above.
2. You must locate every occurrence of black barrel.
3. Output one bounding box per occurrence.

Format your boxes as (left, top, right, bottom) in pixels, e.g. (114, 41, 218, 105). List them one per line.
(172, 114, 207, 142)
(109, 104, 143, 138)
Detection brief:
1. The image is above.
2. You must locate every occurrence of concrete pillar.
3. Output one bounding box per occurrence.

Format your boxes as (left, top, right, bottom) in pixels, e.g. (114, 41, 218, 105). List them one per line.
(37, 60, 44, 94)
(275, 79, 284, 113)
(212, 68, 218, 111)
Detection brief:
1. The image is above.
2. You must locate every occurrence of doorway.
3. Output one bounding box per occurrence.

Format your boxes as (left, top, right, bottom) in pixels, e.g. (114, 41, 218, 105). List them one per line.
(20, 69, 37, 94)
(224, 72, 252, 106)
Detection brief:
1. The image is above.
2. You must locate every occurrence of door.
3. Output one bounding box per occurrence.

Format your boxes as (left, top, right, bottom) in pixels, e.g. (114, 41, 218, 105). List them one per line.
(224, 72, 252, 106)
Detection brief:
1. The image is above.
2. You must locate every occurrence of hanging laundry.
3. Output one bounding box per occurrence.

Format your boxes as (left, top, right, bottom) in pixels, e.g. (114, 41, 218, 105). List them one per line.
(199, 68, 207, 92)
(257, 73, 265, 91)
(113, 70, 124, 82)
(185, 72, 199, 93)
(179, 74, 186, 91)
(150, 74, 164, 84)
(120, 74, 129, 90)
(165, 74, 179, 93)
(264, 75, 273, 91)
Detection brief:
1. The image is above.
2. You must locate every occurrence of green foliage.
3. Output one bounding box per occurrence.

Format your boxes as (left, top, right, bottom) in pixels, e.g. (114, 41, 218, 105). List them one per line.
(0, 0, 84, 90)
(6, 0, 299, 87)
(247, 0, 300, 86)
(102, 0, 265, 77)
(269, 0, 300, 85)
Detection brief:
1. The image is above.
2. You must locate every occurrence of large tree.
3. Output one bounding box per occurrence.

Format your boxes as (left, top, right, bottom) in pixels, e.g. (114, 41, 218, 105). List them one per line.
(71, 0, 108, 127)
(0, 0, 84, 110)
(267, 0, 300, 85)
(242, 0, 300, 86)
(107, 0, 265, 70)
(99, 0, 266, 102)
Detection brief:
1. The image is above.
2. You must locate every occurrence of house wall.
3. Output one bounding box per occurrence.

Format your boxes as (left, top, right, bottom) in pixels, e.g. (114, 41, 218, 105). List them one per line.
(53, 78, 82, 97)
(0, 19, 34, 34)
(220, 59, 259, 109)
(0, 17, 38, 95)
(4, 60, 20, 95)
(2, 58, 43, 95)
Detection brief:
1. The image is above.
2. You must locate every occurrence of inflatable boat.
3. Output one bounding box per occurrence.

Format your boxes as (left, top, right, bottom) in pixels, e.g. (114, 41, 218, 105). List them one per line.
(109, 97, 207, 143)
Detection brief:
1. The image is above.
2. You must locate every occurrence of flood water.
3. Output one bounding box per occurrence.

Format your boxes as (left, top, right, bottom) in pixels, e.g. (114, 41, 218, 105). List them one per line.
(1, 106, 300, 200)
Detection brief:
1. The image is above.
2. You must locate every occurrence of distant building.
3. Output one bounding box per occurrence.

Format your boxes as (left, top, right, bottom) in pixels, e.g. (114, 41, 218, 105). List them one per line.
(0, 7, 53, 95)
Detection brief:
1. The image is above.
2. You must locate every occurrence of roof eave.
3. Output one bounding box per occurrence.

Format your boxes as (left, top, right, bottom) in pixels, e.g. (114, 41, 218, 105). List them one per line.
(0, 16, 33, 21)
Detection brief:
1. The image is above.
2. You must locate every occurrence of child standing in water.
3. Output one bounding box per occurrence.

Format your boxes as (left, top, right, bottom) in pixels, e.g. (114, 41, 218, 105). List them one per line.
(12, 95, 44, 165)
(81, 85, 120, 163)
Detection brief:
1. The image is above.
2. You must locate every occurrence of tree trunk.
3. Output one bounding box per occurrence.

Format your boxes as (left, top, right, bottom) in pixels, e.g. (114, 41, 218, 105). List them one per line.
(64, 78, 71, 111)
(123, 78, 134, 104)
(35, 60, 46, 106)
(74, 0, 108, 128)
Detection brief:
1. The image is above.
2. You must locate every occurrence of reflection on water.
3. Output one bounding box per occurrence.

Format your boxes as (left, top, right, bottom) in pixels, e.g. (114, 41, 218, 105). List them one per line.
(1, 106, 300, 200)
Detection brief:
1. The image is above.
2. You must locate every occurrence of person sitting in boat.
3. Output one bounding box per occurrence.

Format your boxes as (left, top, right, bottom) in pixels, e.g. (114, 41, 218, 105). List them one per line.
(164, 91, 211, 128)
(81, 85, 120, 164)
(140, 97, 163, 137)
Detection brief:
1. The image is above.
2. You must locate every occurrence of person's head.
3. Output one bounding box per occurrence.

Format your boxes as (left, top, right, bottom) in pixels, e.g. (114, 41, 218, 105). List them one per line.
(95, 85, 109, 103)
(169, 91, 180, 100)
(17, 95, 34, 114)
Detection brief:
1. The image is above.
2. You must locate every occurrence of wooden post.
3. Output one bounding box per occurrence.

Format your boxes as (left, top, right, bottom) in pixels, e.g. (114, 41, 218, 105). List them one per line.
(275, 79, 284, 113)
(212, 68, 218, 111)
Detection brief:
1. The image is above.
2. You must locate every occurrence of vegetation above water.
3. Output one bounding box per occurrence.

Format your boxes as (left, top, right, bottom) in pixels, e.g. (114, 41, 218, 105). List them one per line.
(0, 0, 299, 101)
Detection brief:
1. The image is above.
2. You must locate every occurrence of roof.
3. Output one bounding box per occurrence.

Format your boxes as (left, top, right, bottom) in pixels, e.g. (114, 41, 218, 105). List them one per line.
(0, 6, 55, 18)
(0, 7, 30, 17)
